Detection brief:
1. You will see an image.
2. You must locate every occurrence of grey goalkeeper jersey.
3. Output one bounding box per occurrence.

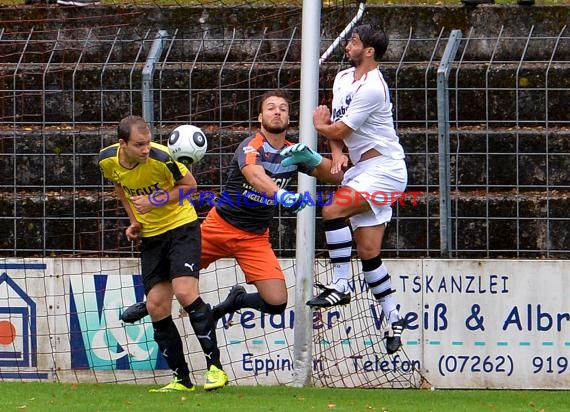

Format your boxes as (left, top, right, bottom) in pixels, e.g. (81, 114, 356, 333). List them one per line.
(216, 132, 314, 234)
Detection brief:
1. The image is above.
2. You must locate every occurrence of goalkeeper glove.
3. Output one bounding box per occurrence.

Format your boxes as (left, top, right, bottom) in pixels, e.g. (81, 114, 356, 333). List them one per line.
(276, 189, 311, 214)
(280, 143, 323, 167)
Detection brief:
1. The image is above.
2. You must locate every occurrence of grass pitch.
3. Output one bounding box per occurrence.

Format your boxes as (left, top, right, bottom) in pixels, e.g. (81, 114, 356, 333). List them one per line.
(2, 382, 570, 412)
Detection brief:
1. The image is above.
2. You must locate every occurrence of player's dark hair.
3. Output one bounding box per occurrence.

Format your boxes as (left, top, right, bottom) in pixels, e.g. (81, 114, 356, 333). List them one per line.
(117, 115, 150, 142)
(352, 24, 389, 61)
(256, 89, 291, 114)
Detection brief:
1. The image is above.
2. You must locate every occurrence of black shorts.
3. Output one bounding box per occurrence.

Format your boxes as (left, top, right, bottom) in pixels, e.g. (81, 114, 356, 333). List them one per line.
(140, 220, 201, 294)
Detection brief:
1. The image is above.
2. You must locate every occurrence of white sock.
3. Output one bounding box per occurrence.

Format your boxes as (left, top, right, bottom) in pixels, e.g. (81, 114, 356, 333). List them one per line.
(330, 263, 350, 293)
(363, 262, 400, 325)
(382, 299, 401, 325)
(325, 221, 352, 294)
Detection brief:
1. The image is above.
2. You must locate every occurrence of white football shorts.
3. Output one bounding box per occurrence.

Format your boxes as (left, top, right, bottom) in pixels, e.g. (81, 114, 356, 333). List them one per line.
(342, 155, 408, 229)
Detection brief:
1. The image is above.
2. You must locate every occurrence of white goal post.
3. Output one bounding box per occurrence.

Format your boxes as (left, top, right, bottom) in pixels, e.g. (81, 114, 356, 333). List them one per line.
(293, 0, 367, 387)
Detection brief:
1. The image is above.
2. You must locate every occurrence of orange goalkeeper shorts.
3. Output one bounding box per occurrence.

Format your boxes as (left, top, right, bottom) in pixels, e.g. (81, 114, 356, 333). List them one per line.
(200, 207, 284, 283)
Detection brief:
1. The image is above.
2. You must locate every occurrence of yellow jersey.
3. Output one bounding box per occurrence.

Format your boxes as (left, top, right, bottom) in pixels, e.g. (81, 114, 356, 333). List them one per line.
(98, 141, 198, 237)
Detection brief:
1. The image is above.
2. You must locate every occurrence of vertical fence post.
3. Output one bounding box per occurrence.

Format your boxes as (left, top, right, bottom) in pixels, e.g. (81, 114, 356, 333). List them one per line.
(142, 30, 169, 130)
(437, 29, 462, 257)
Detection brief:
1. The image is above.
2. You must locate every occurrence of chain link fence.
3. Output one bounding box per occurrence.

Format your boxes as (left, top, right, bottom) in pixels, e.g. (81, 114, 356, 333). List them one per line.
(1, 5, 568, 258)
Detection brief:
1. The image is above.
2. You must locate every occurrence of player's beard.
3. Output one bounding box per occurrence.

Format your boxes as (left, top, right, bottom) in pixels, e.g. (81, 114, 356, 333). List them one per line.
(262, 119, 288, 134)
(347, 50, 363, 67)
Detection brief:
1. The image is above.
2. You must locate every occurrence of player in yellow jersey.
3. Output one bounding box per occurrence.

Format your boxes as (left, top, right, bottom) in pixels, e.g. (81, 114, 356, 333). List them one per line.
(98, 115, 228, 392)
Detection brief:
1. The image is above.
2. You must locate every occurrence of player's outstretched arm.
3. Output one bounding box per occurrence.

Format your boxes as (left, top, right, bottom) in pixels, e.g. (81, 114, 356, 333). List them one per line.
(312, 157, 344, 185)
(280, 143, 343, 184)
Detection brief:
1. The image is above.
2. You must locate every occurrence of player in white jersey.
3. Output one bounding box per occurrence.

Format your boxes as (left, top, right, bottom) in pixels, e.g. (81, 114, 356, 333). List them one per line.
(281, 24, 407, 354)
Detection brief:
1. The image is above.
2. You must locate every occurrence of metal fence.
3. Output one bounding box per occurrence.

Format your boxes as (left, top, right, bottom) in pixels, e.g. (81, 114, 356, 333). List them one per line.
(1, 10, 569, 258)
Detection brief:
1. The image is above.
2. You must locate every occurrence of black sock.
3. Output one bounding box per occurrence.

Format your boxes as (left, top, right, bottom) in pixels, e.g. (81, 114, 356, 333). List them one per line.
(184, 297, 222, 370)
(236, 292, 286, 315)
(152, 316, 192, 387)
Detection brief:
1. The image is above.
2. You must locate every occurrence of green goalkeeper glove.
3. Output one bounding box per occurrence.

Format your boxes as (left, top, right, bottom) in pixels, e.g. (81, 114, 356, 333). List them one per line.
(280, 143, 323, 167)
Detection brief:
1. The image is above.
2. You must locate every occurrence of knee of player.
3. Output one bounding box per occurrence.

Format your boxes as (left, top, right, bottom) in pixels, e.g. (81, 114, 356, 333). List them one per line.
(322, 204, 344, 221)
(174, 290, 201, 307)
(146, 299, 172, 320)
(357, 245, 381, 261)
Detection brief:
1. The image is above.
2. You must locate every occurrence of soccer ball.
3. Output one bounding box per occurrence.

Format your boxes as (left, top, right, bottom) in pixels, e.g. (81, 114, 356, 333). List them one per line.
(167, 124, 207, 165)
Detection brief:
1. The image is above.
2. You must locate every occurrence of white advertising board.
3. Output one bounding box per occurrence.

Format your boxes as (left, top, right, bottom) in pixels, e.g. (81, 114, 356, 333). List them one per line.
(0, 259, 51, 380)
(403, 259, 570, 389)
(0, 258, 568, 388)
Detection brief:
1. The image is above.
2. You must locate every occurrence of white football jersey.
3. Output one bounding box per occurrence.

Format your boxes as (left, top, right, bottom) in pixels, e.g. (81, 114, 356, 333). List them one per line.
(331, 66, 405, 164)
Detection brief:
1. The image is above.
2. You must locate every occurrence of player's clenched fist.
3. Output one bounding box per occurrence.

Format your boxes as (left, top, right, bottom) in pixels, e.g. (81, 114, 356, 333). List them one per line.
(313, 105, 332, 128)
